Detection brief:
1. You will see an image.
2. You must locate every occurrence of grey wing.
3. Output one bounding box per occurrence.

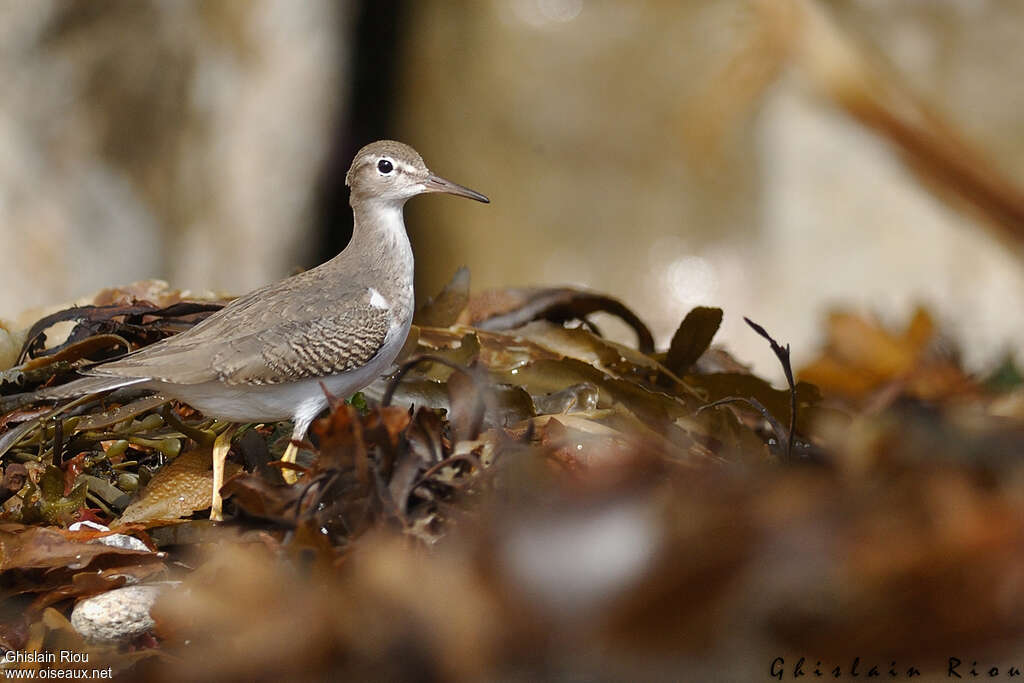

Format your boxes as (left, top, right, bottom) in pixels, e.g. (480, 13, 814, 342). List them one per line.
(88, 287, 392, 386)
(212, 306, 392, 385)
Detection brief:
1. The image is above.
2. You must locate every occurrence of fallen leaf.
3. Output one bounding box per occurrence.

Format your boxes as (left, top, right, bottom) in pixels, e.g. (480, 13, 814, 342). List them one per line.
(116, 450, 240, 525)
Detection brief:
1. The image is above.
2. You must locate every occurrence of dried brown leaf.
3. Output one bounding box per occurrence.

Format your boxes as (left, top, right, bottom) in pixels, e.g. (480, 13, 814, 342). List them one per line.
(116, 449, 240, 525)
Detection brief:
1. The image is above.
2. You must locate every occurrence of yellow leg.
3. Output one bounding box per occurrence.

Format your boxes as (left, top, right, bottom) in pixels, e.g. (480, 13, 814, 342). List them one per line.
(211, 424, 239, 521)
(280, 419, 311, 485)
(281, 440, 300, 484)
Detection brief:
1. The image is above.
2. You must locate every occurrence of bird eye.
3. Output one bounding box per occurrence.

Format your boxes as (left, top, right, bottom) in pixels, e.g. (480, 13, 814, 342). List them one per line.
(377, 159, 393, 174)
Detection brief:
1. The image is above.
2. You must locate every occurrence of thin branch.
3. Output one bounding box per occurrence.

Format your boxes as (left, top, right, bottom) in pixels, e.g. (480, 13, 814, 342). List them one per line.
(743, 317, 797, 461)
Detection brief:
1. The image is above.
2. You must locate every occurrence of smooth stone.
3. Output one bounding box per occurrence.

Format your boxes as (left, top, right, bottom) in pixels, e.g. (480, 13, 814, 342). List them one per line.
(70, 585, 162, 642)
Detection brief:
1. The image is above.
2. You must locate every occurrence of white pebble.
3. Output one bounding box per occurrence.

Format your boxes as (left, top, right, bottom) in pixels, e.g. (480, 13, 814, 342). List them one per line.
(71, 585, 162, 642)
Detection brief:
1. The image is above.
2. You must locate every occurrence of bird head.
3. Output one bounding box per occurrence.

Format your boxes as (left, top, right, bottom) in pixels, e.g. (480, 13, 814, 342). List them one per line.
(345, 140, 489, 206)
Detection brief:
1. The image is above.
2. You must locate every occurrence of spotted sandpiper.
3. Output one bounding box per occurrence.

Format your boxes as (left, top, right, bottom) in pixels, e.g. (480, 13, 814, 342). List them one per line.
(44, 140, 488, 518)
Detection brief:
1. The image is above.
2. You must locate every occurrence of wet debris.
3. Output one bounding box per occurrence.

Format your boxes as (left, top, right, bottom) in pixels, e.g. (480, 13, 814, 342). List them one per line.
(2, 273, 1024, 678)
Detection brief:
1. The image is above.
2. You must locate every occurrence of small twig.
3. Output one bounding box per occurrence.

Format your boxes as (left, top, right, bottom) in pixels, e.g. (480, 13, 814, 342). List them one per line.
(743, 317, 797, 461)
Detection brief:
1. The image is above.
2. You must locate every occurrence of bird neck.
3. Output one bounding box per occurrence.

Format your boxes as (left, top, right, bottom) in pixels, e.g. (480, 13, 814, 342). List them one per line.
(347, 198, 415, 312)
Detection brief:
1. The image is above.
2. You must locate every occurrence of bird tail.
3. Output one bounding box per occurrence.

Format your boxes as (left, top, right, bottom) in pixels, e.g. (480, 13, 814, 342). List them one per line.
(37, 376, 149, 400)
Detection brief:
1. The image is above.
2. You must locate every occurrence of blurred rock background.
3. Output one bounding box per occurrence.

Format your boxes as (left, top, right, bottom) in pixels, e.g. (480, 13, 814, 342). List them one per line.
(0, 0, 349, 318)
(1, 0, 1022, 375)
(397, 0, 1024, 374)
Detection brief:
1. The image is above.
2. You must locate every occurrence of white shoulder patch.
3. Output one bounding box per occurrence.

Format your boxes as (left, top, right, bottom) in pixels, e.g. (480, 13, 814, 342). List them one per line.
(368, 288, 390, 310)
